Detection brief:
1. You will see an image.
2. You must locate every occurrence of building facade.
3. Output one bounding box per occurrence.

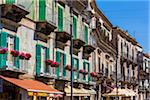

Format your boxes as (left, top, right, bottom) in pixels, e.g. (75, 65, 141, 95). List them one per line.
(0, 0, 149, 100)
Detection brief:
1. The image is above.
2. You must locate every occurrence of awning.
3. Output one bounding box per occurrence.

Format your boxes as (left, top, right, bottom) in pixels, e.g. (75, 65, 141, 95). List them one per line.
(0, 75, 63, 96)
(102, 88, 136, 97)
(86, 89, 96, 95)
(65, 86, 90, 96)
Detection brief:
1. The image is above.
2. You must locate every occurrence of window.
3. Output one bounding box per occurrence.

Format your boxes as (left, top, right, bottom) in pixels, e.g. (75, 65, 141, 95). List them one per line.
(73, 58, 79, 79)
(98, 57, 101, 72)
(58, 5, 63, 31)
(36, 44, 49, 76)
(92, 52, 96, 72)
(55, 51, 66, 77)
(7, 36, 15, 66)
(83, 62, 90, 81)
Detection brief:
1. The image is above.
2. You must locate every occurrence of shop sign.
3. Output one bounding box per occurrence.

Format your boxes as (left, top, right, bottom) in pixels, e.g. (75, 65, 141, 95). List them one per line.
(28, 92, 48, 97)
(0, 79, 3, 93)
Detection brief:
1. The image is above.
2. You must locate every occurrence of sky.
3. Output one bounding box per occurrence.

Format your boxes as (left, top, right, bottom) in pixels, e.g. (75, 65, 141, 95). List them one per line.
(96, 0, 150, 53)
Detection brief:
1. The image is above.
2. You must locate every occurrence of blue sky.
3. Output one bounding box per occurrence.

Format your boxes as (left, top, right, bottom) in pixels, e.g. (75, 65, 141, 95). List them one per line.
(96, 0, 150, 53)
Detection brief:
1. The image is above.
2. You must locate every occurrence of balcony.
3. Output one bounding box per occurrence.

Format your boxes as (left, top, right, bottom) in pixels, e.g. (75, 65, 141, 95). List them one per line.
(55, 17, 71, 50)
(73, 39, 85, 55)
(0, 4, 29, 22)
(35, 6, 57, 35)
(83, 45, 95, 59)
(36, 65, 56, 80)
(0, 59, 28, 77)
(68, 0, 86, 14)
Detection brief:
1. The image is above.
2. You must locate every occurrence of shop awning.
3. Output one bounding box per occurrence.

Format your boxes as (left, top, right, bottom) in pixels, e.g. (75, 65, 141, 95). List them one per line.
(0, 75, 63, 96)
(65, 86, 90, 96)
(102, 88, 136, 97)
(86, 89, 96, 95)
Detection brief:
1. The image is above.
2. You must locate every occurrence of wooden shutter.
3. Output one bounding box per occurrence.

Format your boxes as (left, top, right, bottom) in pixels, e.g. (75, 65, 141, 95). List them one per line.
(39, 0, 46, 21)
(88, 63, 90, 82)
(14, 36, 19, 69)
(58, 6, 63, 31)
(77, 59, 79, 79)
(73, 16, 77, 39)
(71, 57, 74, 80)
(84, 25, 88, 44)
(6, 0, 15, 4)
(56, 51, 60, 77)
(63, 53, 66, 77)
(36, 44, 41, 76)
(83, 62, 86, 80)
(0, 31, 7, 68)
(45, 47, 50, 73)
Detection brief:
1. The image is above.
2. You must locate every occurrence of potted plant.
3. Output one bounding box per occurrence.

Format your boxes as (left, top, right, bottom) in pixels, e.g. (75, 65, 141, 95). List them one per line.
(0, 48, 8, 54)
(45, 60, 53, 65)
(10, 50, 20, 57)
(79, 69, 85, 73)
(19, 52, 26, 59)
(51, 61, 59, 67)
(25, 53, 32, 60)
(73, 67, 77, 72)
(65, 65, 71, 71)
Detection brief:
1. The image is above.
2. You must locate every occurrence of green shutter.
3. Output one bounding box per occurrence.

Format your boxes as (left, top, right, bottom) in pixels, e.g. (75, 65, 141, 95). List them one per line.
(39, 0, 46, 21)
(58, 6, 63, 31)
(14, 36, 19, 69)
(77, 59, 79, 79)
(63, 54, 66, 77)
(36, 44, 41, 76)
(45, 48, 50, 73)
(56, 51, 60, 77)
(83, 62, 86, 80)
(0, 32, 7, 68)
(71, 57, 74, 80)
(6, 0, 15, 4)
(88, 63, 90, 82)
(73, 16, 77, 39)
(84, 26, 88, 44)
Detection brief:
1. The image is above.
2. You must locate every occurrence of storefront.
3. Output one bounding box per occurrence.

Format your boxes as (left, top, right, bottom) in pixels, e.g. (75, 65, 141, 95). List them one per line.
(0, 75, 63, 100)
(102, 88, 137, 100)
(64, 85, 96, 100)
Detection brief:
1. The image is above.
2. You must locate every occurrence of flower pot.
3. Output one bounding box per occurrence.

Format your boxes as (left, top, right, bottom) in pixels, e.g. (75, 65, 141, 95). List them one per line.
(25, 53, 32, 60)
(51, 61, 59, 67)
(0, 48, 8, 54)
(19, 52, 26, 59)
(11, 50, 20, 57)
(45, 60, 53, 65)
(65, 65, 71, 71)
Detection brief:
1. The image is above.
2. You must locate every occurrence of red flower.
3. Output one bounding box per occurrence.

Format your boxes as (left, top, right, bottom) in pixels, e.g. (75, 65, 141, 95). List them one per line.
(11, 50, 20, 57)
(79, 69, 85, 73)
(45, 60, 53, 65)
(73, 67, 77, 71)
(51, 61, 59, 67)
(0, 48, 8, 54)
(65, 65, 71, 71)
(19, 52, 26, 59)
(25, 53, 31, 60)
(90, 72, 97, 77)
